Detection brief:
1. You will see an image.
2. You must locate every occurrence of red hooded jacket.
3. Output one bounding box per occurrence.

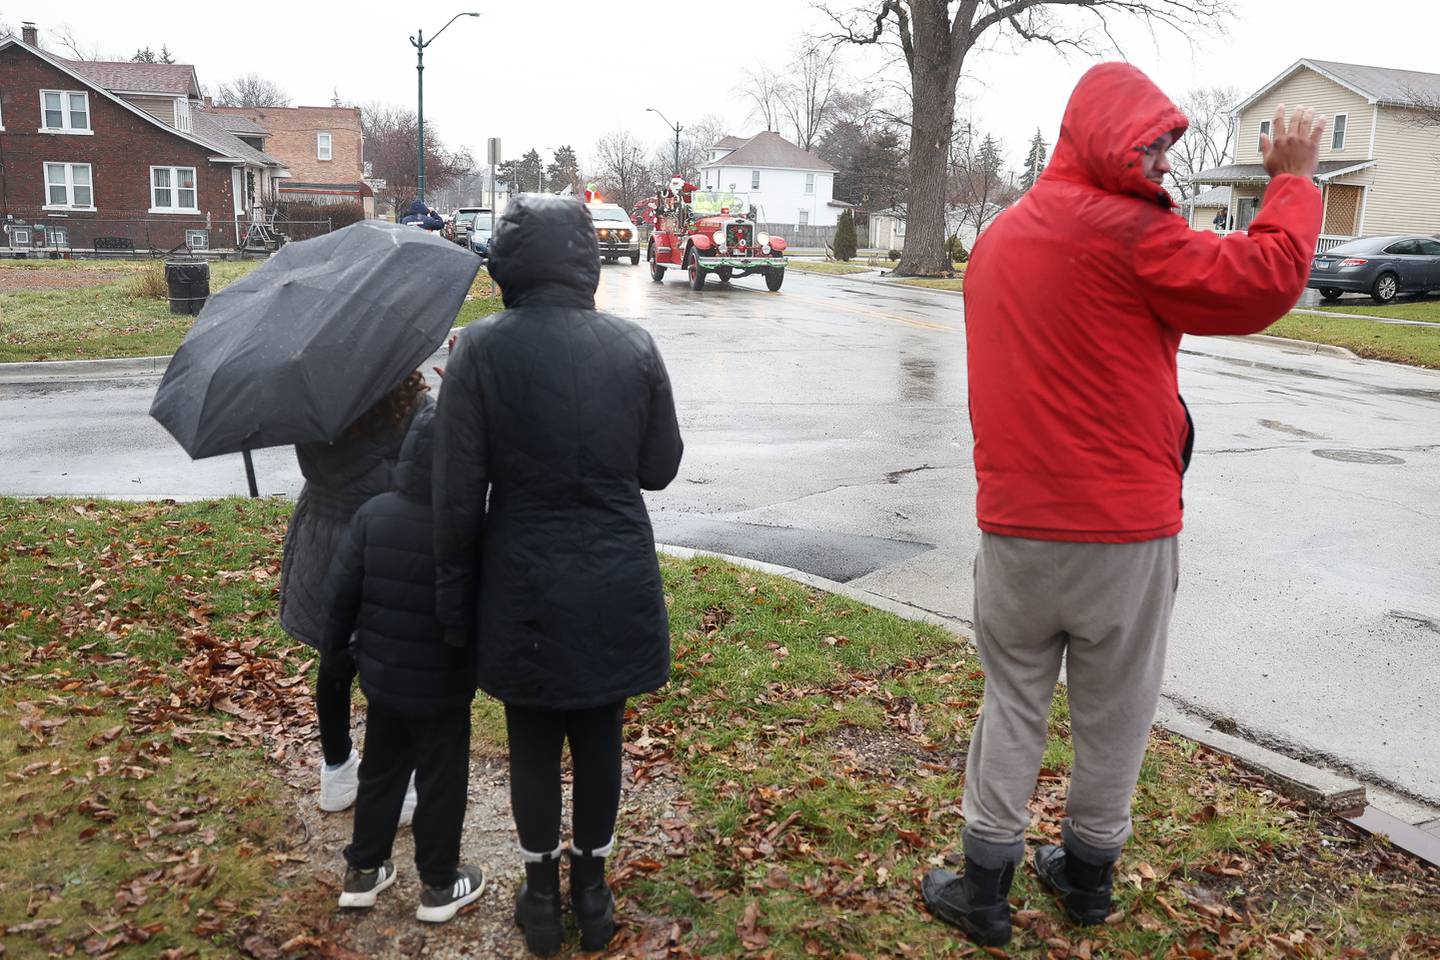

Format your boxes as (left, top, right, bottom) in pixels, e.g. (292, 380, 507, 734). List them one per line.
(965, 64, 1322, 543)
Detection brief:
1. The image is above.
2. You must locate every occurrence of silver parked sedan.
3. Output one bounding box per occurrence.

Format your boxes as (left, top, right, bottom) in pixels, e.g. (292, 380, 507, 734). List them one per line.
(1308, 235, 1440, 304)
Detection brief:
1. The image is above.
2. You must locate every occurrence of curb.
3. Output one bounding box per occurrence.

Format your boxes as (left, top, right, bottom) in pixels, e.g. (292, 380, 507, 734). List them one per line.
(1232, 333, 1358, 359)
(1292, 307, 1440, 329)
(655, 543, 1429, 825)
(0, 354, 172, 384)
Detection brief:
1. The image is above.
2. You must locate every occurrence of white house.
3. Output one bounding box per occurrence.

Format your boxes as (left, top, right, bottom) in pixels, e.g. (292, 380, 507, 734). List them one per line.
(699, 131, 848, 228)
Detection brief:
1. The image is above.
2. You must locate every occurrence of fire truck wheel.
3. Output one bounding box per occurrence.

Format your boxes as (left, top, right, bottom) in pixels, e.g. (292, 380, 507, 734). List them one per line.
(765, 267, 785, 292)
(687, 249, 707, 291)
(648, 244, 664, 282)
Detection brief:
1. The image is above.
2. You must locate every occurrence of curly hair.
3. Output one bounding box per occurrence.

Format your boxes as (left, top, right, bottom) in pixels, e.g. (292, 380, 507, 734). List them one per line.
(346, 370, 430, 438)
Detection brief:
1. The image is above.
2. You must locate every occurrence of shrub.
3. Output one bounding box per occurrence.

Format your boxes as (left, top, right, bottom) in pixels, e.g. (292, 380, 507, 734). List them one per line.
(273, 201, 366, 241)
(127, 263, 169, 300)
(832, 209, 858, 262)
(887, 248, 902, 261)
(945, 234, 969, 265)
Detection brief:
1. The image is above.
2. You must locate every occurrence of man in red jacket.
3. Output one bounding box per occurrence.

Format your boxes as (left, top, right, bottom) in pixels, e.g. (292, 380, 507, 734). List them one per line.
(921, 64, 1325, 947)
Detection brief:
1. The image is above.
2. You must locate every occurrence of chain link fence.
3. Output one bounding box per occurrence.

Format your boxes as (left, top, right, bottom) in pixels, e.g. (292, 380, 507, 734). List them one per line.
(1, 217, 336, 258)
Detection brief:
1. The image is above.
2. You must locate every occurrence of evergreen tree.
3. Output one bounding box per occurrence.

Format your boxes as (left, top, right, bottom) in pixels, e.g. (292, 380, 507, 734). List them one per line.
(832, 208, 858, 262)
(546, 145, 582, 194)
(1021, 128, 1048, 191)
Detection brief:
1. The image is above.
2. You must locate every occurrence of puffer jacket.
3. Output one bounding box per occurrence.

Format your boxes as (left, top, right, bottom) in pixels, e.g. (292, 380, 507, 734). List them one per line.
(964, 63, 1322, 543)
(320, 404, 475, 715)
(400, 200, 444, 231)
(278, 398, 427, 648)
(432, 194, 684, 710)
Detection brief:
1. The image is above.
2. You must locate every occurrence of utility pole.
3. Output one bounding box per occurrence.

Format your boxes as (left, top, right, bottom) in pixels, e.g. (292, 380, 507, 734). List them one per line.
(646, 107, 683, 177)
(410, 12, 479, 204)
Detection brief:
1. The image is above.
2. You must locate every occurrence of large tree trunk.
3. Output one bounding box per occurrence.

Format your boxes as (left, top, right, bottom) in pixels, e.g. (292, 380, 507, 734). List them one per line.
(895, 10, 962, 277)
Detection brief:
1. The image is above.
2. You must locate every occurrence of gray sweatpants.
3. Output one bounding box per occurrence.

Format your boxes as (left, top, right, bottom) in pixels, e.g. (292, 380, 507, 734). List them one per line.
(960, 532, 1178, 869)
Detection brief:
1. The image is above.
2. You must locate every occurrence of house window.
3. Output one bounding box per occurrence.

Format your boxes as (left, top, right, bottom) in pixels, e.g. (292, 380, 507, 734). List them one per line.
(174, 97, 191, 133)
(1332, 113, 1347, 151)
(41, 89, 91, 132)
(185, 229, 209, 250)
(805, 173, 815, 194)
(798, 209, 810, 226)
(1258, 119, 1270, 153)
(44, 162, 94, 209)
(317, 131, 332, 161)
(751, 170, 760, 189)
(151, 166, 198, 212)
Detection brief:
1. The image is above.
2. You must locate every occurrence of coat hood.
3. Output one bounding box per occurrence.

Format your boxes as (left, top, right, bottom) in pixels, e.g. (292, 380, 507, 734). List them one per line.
(488, 195, 599, 309)
(394, 400, 436, 502)
(1043, 63, 1188, 207)
(408, 199, 429, 217)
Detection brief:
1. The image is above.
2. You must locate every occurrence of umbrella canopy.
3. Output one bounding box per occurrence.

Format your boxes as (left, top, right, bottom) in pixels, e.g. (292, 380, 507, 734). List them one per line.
(150, 220, 480, 460)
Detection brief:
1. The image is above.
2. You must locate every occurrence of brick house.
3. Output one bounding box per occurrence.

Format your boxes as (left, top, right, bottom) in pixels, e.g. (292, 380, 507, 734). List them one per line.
(0, 23, 290, 253)
(209, 103, 373, 217)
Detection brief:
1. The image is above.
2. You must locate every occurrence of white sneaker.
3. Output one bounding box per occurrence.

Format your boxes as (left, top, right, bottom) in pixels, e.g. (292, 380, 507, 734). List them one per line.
(339, 859, 397, 908)
(398, 773, 418, 828)
(319, 749, 360, 812)
(415, 863, 486, 923)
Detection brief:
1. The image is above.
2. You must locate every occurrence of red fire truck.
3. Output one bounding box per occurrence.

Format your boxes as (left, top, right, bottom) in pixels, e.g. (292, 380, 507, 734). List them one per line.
(636, 178, 788, 292)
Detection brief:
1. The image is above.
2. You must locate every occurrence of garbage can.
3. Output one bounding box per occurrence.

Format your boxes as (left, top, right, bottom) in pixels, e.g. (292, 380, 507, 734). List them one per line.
(165, 258, 211, 315)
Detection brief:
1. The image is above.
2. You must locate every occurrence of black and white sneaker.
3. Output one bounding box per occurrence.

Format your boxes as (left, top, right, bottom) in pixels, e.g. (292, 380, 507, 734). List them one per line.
(338, 860, 397, 908)
(415, 863, 486, 923)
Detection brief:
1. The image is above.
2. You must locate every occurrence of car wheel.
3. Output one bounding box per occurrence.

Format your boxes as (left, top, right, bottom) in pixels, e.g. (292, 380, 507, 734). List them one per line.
(687, 249, 707, 291)
(1319, 288, 1343, 302)
(630, 251, 641, 265)
(765, 267, 785, 292)
(648, 243, 664, 283)
(1372, 272, 1399, 304)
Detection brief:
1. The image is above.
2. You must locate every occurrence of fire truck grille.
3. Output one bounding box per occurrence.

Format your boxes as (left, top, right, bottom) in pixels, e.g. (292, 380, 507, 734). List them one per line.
(726, 224, 753, 249)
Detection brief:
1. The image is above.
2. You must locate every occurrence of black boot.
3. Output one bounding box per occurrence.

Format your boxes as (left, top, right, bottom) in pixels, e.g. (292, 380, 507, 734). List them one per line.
(568, 846, 616, 952)
(514, 858, 564, 957)
(1033, 844, 1114, 925)
(921, 857, 1015, 947)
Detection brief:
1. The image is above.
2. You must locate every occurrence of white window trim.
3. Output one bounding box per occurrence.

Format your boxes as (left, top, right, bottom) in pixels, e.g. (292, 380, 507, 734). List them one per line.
(174, 97, 191, 133)
(317, 131, 333, 161)
(42, 161, 96, 211)
(1331, 112, 1347, 151)
(1258, 119, 1271, 154)
(751, 169, 760, 189)
(40, 89, 93, 134)
(149, 165, 200, 214)
(804, 173, 815, 195)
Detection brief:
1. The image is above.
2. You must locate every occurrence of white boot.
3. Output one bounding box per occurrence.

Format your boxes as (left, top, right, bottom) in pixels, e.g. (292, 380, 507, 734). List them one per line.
(319, 749, 360, 812)
(398, 772, 418, 827)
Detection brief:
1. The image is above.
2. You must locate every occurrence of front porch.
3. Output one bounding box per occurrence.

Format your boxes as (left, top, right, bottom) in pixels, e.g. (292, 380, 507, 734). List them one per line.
(1192, 159, 1374, 253)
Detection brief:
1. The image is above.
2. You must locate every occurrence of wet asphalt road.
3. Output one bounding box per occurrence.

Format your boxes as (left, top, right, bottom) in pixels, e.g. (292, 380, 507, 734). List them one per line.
(3, 264, 1438, 803)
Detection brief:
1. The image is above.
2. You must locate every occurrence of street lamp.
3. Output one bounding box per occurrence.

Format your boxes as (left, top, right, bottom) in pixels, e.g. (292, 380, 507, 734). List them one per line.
(410, 12, 479, 205)
(646, 108, 683, 178)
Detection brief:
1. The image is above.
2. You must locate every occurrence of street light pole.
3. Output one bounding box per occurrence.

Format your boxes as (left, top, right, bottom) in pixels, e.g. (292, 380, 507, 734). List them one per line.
(410, 12, 479, 206)
(646, 108, 682, 178)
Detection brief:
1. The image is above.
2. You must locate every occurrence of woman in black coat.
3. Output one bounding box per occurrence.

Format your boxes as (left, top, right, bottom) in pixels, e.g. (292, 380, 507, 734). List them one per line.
(432, 194, 683, 956)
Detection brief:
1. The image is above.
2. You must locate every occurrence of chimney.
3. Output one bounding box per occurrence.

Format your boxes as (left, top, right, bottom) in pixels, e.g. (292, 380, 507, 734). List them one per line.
(21, 21, 38, 46)
(203, 95, 213, 108)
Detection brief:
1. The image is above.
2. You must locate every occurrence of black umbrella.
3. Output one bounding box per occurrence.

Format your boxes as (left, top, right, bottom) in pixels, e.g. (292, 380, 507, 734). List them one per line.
(150, 220, 480, 493)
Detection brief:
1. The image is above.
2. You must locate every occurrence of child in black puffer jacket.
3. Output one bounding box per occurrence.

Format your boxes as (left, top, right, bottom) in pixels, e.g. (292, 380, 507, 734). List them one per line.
(320, 403, 483, 924)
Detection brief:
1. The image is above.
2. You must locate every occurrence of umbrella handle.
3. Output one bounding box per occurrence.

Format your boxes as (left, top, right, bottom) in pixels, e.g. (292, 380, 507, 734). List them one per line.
(242, 449, 259, 499)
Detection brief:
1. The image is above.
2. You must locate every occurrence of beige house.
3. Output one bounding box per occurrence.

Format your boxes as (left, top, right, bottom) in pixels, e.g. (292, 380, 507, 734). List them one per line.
(1193, 59, 1440, 251)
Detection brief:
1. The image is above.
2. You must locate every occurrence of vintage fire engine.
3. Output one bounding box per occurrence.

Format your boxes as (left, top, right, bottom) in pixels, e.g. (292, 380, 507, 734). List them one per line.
(638, 178, 788, 292)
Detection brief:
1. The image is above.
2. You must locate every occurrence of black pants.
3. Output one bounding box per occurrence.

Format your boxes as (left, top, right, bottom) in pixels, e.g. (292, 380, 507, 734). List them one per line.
(345, 701, 471, 888)
(505, 701, 625, 855)
(316, 647, 357, 767)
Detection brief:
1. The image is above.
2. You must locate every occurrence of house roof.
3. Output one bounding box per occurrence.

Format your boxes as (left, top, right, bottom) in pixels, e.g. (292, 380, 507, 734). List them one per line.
(1193, 159, 1376, 184)
(712, 135, 748, 150)
(58, 58, 201, 98)
(701, 131, 836, 172)
(1188, 186, 1232, 207)
(191, 110, 286, 168)
(1238, 58, 1440, 112)
(213, 113, 269, 136)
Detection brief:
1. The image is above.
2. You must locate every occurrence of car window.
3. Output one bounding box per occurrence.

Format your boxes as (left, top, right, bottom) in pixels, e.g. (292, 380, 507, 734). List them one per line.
(473, 214, 493, 230)
(1417, 240, 1440, 256)
(589, 207, 629, 222)
(1384, 239, 1419, 255)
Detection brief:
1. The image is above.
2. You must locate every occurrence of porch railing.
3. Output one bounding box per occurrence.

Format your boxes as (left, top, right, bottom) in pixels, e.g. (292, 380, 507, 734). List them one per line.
(1215, 229, 1354, 255)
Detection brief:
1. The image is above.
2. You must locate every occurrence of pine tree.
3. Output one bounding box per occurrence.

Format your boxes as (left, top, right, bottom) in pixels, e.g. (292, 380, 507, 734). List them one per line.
(832, 208, 858, 262)
(1021, 128, 1048, 191)
(159, 44, 175, 64)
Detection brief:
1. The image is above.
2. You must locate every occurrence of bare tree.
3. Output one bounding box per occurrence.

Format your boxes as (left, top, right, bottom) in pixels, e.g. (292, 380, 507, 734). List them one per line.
(779, 41, 843, 151)
(651, 114, 729, 183)
(824, 0, 1231, 276)
(361, 102, 474, 215)
(737, 69, 786, 133)
(48, 23, 104, 59)
(1167, 85, 1240, 201)
(216, 73, 291, 108)
(592, 130, 655, 212)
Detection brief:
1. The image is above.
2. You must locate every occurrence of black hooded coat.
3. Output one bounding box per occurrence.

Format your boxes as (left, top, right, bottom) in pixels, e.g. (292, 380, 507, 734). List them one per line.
(432, 194, 684, 710)
(321, 404, 476, 716)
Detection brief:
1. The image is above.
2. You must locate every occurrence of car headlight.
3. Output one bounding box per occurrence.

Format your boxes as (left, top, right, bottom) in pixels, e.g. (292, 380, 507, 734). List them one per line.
(712, 230, 725, 246)
(756, 232, 770, 247)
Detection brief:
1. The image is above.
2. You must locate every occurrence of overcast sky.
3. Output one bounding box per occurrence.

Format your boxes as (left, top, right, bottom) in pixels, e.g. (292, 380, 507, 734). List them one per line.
(21, 0, 1440, 171)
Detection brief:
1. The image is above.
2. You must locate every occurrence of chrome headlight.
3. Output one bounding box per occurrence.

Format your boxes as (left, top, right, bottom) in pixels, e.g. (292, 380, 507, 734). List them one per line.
(712, 230, 726, 246)
(756, 232, 770, 247)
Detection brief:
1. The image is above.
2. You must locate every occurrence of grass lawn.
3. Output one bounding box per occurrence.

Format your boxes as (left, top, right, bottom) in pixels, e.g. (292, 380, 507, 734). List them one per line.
(4, 498, 1438, 957)
(0, 259, 503, 364)
(1317, 295, 1440, 323)
(894, 276, 966, 292)
(787, 262, 876, 276)
(1269, 311, 1440, 368)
